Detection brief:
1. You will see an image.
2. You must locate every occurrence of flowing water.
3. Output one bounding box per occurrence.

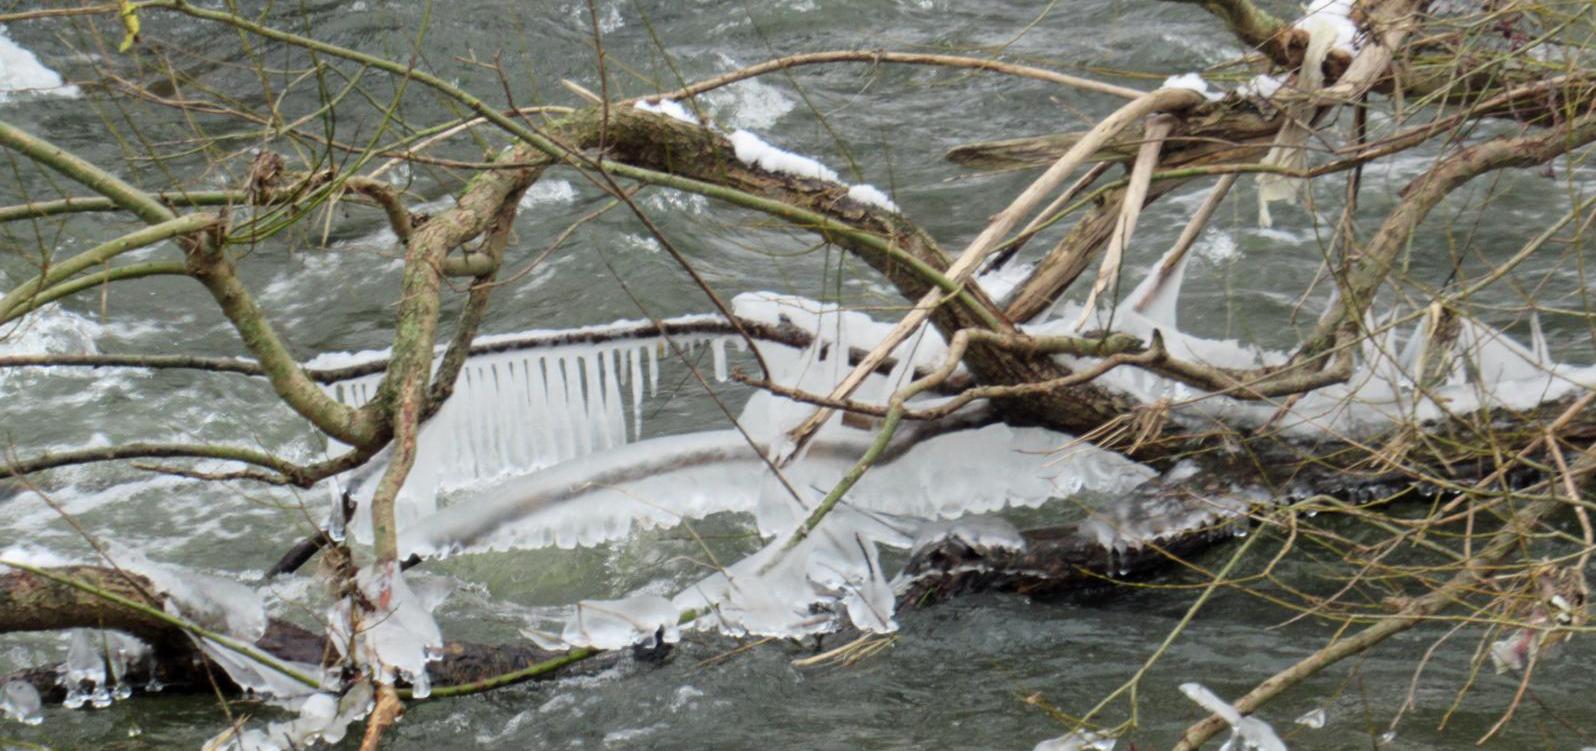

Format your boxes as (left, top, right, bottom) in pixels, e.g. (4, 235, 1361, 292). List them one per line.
(2, 1, 1594, 748)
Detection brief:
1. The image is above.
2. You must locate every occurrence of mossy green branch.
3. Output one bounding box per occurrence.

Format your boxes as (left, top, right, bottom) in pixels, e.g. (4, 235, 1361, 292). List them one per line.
(2, 261, 189, 321)
(186, 245, 386, 448)
(0, 190, 242, 223)
(0, 118, 175, 225)
(0, 213, 217, 323)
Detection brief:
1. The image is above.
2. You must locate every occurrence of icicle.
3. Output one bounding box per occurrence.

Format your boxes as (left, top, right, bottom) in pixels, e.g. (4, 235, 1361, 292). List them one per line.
(104, 632, 146, 702)
(648, 340, 661, 397)
(61, 629, 102, 709)
(325, 489, 348, 543)
(532, 356, 559, 464)
(1530, 311, 1550, 365)
(605, 347, 625, 449)
(1124, 241, 1192, 329)
(561, 355, 586, 456)
(628, 346, 644, 439)
(523, 357, 548, 467)
(711, 337, 730, 382)
(487, 363, 510, 471)
(560, 595, 682, 650)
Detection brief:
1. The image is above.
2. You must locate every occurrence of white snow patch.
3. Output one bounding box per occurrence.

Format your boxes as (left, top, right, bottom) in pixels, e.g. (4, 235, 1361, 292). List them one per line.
(633, 98, 698, 124)
(1162, 73, 1223, 102)
(1241, 74, 1285, 99)
(847, 183, 899, 213)
(1299, 0, 1360, 53)
(728, 129, 840, 182)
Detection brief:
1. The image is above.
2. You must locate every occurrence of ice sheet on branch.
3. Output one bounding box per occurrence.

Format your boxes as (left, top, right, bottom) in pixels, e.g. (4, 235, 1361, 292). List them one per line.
(327, 562, 448, 696)
(393, 292, 1150, 637)
(96, 545, 324, 699)
(1180, 683, 1286, 751)
(313, 315, 738, 540)
(1049, 240, 1596, 439)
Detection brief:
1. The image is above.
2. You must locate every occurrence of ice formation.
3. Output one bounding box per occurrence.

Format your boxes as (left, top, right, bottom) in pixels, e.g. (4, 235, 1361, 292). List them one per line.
(1034, 730, 1116, 751)
(908, 515, 1028, 557)
(202, 683, 373, 751)
(315, 315, 741, 540)
(557, 595, 681, 650)
(106, 544, 266, 643)
(1047, 239, 1596, 440)
(85, 546, 322, 699)
(976, 260, 1035, 304)
(0, 26, 80, 103)
(382, 292, 1151, 637)
(1252, 0, 1357, 226)
(1, 680, 43, 726)
(1295, 707, 1327, 729)
(1180, 682, 1286, 751)
(307, 219, 1594, 644)
(59, 630, 147, 709)
(327, 562, 446, 695)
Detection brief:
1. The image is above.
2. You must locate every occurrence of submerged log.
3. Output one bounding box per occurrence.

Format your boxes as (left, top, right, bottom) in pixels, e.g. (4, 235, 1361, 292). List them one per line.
(0, 566, 625, 702)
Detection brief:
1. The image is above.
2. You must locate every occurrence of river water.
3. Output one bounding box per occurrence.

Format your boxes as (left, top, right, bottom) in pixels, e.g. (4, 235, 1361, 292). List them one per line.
(2, 1, 1593, 748)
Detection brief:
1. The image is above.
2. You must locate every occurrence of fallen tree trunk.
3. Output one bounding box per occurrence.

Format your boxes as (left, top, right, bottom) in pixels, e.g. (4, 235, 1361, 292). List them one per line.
(0, 566, 625, 702)
(9, 388, 1588, 705)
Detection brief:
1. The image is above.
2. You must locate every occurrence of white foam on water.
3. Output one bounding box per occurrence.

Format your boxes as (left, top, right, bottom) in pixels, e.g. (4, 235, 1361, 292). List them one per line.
(705, 54, 796, 129)
(0, 26, 79, 103)
(519, 179, 578, 208)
